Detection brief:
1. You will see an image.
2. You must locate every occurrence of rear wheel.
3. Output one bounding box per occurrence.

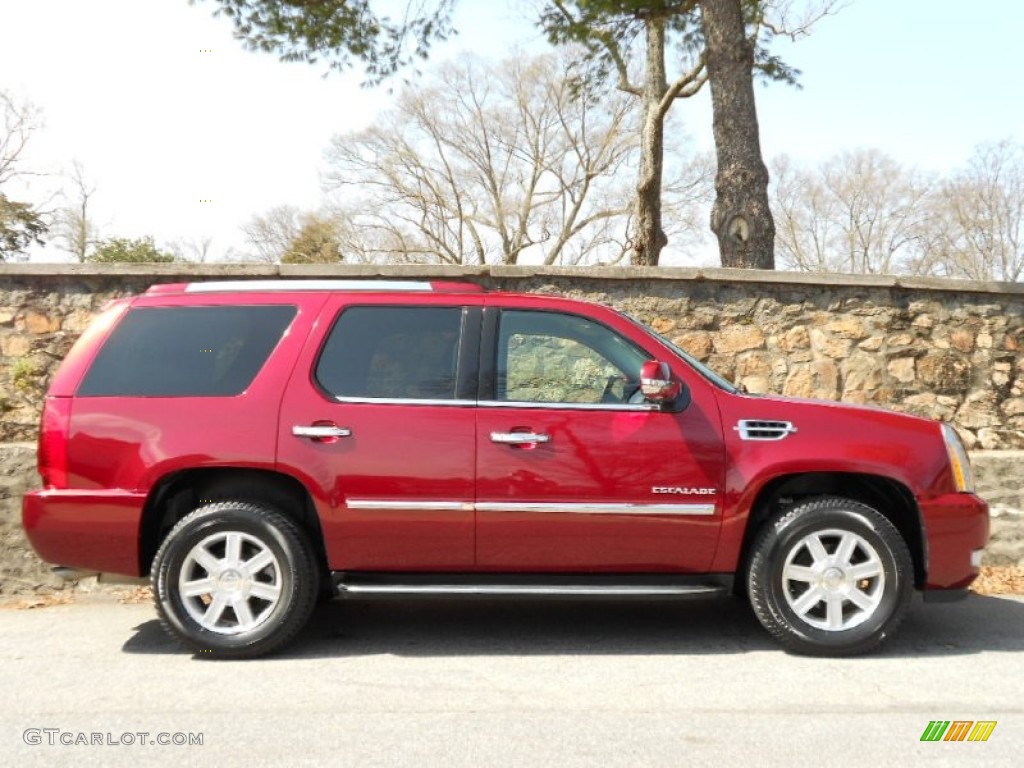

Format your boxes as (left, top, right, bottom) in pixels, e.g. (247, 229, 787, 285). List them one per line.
(152, 501, 318, 659)
(747, 496, 913, 656)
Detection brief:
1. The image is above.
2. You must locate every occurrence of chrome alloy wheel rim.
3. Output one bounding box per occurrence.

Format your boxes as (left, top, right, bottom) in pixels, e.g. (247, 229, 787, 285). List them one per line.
(178, 531, 283, 635)
(781, 528, 886, 631)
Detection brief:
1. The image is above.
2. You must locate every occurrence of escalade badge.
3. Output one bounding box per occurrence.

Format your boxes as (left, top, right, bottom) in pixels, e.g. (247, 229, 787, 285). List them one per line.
(652, 487, 717, 495)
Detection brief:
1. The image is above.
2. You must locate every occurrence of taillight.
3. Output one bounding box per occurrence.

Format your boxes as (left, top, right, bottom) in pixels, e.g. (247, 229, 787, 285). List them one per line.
(38, 396, 72, 489)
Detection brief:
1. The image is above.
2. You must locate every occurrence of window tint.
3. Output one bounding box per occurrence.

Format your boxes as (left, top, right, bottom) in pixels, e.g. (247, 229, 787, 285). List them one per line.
(316, 306, 462, 400)
(497, 310, 650, 404)
(78, 305, 296, 397)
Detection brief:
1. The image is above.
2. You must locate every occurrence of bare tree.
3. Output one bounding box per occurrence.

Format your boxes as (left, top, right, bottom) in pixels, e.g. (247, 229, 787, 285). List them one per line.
(322, 51, 640, 266)
(931, 140, 1024, 282)
(0, 90, 47, 261)
(541, 1, 709, 266)
(240, 205, 305, 262)
(661, 147, 717, 255)
(541, 1, 725, 267)
(53, 160, 98, 262)
(170, 236, 216, 263)
(0, 90, 42, 186)
(241, 205, 354, 264)
(771, 149, 935, 275)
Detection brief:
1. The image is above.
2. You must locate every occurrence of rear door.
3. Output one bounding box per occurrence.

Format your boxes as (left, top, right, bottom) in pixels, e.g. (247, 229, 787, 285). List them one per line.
(278, 297, 480, 570)
(475, 305, 724, 572)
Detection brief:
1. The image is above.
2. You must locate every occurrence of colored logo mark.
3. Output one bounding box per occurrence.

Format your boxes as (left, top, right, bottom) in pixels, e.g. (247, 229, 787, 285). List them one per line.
(920, 720, 997, 742)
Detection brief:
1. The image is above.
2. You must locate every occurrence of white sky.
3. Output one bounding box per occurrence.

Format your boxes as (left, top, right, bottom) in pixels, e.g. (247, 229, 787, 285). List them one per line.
(1, 0, 1022, 264)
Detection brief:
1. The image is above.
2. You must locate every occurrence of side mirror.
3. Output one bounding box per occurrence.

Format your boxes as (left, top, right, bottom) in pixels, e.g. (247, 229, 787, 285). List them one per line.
(640, 360, 682, 404)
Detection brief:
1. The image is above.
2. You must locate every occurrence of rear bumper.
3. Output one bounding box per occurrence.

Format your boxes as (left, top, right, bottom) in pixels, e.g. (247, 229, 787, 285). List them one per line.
(920, 492, 989, 591)
(22, 489, 147, 577)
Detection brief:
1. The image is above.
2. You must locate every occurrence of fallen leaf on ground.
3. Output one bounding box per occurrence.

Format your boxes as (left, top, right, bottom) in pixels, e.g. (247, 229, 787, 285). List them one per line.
(970, 566, 1024, 595)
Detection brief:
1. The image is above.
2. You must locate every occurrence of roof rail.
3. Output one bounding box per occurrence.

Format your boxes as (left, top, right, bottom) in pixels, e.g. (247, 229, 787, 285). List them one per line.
(150, 279, 485, 295)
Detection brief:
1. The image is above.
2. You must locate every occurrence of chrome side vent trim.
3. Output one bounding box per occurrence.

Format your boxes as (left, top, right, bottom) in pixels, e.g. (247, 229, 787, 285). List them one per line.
(735, 420, 797, 441)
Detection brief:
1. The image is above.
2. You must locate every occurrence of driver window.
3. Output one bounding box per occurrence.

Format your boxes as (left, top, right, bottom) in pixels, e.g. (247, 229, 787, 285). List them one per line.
(497, 310, 648, 404)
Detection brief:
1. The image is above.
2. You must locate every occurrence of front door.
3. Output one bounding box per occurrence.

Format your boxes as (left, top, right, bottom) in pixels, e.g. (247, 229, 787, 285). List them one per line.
(475, 308, 723, 572)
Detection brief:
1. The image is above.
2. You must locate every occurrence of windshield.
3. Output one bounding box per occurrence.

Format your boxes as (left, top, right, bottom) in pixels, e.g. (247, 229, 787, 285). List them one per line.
(623, 314, 740, 394)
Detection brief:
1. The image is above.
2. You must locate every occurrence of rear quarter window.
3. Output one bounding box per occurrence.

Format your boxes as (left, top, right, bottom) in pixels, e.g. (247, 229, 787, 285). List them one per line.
(77, 305, 296, 396)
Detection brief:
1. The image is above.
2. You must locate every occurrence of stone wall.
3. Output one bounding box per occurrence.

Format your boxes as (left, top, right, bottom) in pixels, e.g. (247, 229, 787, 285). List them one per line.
(7, 263, 1021, 447)
(2, 263, 1023, 592)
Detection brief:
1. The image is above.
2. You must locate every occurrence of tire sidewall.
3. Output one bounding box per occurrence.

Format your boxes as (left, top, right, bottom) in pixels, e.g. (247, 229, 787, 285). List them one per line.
(758, 505, 910, 652)
(154, 506, 310, 655)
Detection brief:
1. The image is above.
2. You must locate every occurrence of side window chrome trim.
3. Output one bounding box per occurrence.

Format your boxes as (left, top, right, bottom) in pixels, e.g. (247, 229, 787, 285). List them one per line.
(333, 397, 659, 411)
(478, 399, 660, 412)
(335, 396, 477, 407)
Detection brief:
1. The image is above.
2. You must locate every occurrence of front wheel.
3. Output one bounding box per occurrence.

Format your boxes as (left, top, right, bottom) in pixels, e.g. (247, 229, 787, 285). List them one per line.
(151, 502, 318, 659)
(747, 496, 913, 656)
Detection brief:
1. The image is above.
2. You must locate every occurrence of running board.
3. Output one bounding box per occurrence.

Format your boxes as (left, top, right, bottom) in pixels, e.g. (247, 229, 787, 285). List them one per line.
(331, 572, 732, 598)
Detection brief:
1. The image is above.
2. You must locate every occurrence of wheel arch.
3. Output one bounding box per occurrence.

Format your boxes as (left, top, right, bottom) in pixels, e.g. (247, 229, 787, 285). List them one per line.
(139, 467, 328, 580)
(736, 472, 925, 592)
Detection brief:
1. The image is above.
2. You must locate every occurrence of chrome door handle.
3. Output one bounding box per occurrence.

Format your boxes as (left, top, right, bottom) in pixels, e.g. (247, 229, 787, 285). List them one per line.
(292, 425, 352, 439)
(490, 432, 550, 445)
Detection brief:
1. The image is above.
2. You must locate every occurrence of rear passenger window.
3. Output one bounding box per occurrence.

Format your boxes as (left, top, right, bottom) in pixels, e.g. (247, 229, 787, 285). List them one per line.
(78, 305, 296, 396)
(316, 307, 462, 400)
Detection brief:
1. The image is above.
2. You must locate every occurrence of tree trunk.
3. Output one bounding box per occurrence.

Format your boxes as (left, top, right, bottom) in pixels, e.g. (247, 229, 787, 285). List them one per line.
(701, 0, 775, 269)
(633, 17, 668, 267)
(74, 193, 89, 263)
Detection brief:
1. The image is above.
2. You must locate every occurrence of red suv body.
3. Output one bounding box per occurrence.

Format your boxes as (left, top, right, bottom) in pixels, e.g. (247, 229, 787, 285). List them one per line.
(22, 280, 989, 657)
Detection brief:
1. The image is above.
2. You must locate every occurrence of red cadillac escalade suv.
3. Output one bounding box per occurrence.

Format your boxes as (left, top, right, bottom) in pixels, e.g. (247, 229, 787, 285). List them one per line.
(22, 280, 989, 658)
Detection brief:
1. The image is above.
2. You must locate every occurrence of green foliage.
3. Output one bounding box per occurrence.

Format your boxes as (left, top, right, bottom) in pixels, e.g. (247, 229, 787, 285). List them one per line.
(87, 236, 176, 263)
(541, 1, 700, 82)
(10, 357, 39, 392)
(0, 194, 47, 262)
(282, 214, 343, 263)
(195, 0, 799, 88)
(742, 0, 802, 87)
(539, 0, 800, 89)
(195, 0, 456, 82)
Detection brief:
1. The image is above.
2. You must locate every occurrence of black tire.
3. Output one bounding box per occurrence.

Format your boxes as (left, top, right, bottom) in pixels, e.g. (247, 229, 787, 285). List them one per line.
(152, 501, 318, 659)
(747, 496, 913, 656)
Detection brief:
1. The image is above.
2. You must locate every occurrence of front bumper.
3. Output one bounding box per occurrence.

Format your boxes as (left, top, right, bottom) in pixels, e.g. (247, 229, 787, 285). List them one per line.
(22, 489, 147, 577)
(920, 492, 989, 591)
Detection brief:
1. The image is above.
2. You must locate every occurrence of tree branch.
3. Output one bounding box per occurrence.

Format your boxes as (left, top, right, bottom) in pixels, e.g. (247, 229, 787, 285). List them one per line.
(659, 56, 707, 117)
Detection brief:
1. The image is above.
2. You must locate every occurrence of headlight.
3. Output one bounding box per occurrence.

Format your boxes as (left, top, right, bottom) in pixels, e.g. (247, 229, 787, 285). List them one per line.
(941, 423, 975, 493)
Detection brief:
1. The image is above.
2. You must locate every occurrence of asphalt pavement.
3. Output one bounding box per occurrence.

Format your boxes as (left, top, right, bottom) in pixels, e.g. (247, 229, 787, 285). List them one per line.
(1, 592, 1022, 767)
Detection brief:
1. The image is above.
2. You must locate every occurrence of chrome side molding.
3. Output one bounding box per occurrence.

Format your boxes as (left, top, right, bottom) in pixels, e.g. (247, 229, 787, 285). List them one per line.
(345, 499, 716, 516)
